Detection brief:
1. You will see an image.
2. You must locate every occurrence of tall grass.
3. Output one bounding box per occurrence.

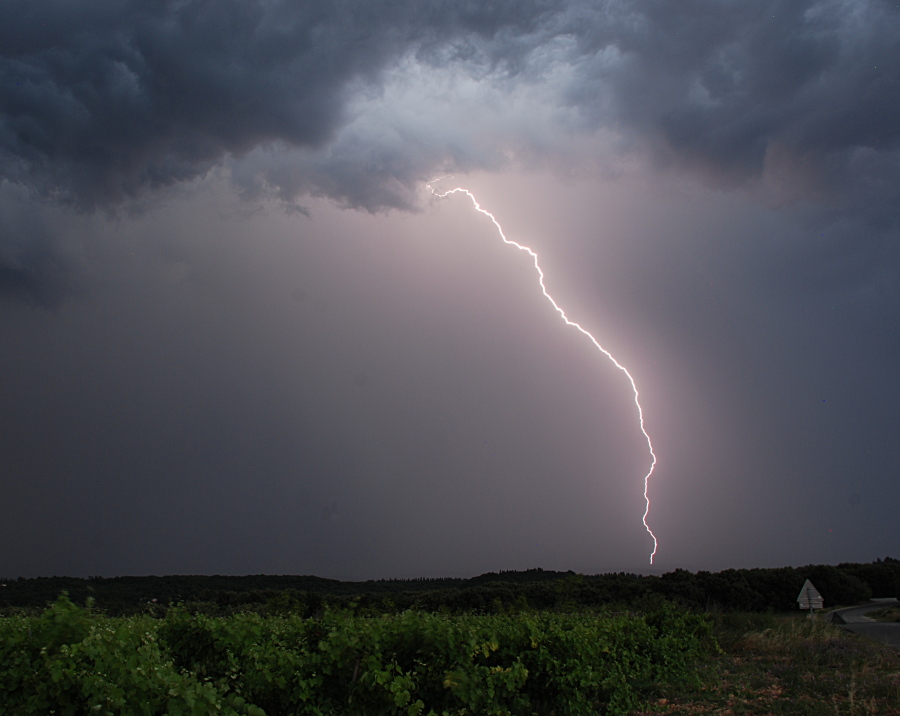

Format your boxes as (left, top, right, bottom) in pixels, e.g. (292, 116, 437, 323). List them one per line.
(635, 615, 900, 715)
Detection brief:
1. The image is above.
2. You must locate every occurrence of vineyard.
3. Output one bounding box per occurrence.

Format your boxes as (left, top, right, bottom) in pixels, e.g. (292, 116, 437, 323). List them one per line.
(0, 595, 713, 715)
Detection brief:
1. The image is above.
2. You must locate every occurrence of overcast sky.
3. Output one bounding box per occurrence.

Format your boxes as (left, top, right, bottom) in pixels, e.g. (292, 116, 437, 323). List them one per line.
(2, 0, 898, 580)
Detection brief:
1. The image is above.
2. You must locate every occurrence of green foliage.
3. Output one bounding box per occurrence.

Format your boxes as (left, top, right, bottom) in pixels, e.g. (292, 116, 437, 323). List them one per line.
(0, 598, 714, 715)
(0, 595, 255, 716)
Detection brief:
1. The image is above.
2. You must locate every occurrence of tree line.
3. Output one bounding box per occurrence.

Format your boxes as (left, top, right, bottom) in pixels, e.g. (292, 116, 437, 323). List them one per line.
(1, 558, 897, 616)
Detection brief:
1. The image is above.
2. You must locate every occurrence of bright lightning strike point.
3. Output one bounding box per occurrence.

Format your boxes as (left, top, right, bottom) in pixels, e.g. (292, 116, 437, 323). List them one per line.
(427, 181, 659, 564)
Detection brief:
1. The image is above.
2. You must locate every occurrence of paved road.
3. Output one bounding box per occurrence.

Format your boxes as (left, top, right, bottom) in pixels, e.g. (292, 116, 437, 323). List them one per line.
(830, 599, 900, 650)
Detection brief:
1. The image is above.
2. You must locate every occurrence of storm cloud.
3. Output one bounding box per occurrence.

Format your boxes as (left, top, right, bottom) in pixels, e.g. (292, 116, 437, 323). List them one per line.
(2, 0, 898, 215)
(1, 0, 564, 209)
(1, 1, 898, 579)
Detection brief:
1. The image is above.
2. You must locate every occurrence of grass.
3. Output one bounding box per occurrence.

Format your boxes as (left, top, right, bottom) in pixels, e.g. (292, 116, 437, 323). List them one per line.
(633, 613, 900, 715)
(869, 607, 900, 624)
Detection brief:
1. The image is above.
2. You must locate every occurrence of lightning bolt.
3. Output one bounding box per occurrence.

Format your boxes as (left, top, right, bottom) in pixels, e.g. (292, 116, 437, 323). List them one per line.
(427, 181, 659, 564)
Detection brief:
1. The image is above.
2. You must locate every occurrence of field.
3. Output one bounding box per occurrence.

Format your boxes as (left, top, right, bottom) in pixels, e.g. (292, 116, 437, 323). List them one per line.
(870, 608, 900, 624)
(0, 595, 712, 715)
(1, 593, 898, 714)
(637, 614, 900, 716)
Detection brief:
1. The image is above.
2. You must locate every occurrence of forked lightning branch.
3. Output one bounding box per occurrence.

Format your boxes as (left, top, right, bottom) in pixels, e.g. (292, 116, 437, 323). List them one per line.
(427, 181, 659, 564)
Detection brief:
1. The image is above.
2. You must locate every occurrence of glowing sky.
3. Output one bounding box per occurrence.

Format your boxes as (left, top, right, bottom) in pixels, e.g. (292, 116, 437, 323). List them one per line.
(1, 0, 898, 579)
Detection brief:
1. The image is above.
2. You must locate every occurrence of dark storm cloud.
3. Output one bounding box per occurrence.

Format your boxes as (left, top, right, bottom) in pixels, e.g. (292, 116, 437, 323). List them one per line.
(569, 1, 900, 218)
(614, 2, 900, 212)
(0, 0, 561, 208)
(3, 0, 898, 218)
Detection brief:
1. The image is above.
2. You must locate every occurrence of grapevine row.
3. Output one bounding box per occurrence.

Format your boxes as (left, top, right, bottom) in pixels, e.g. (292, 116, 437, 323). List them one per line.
(0, 595, 713, 715)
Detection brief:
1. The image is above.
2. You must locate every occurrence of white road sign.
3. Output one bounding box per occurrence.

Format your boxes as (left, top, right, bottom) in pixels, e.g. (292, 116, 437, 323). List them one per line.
(797, 579, 824, 610)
